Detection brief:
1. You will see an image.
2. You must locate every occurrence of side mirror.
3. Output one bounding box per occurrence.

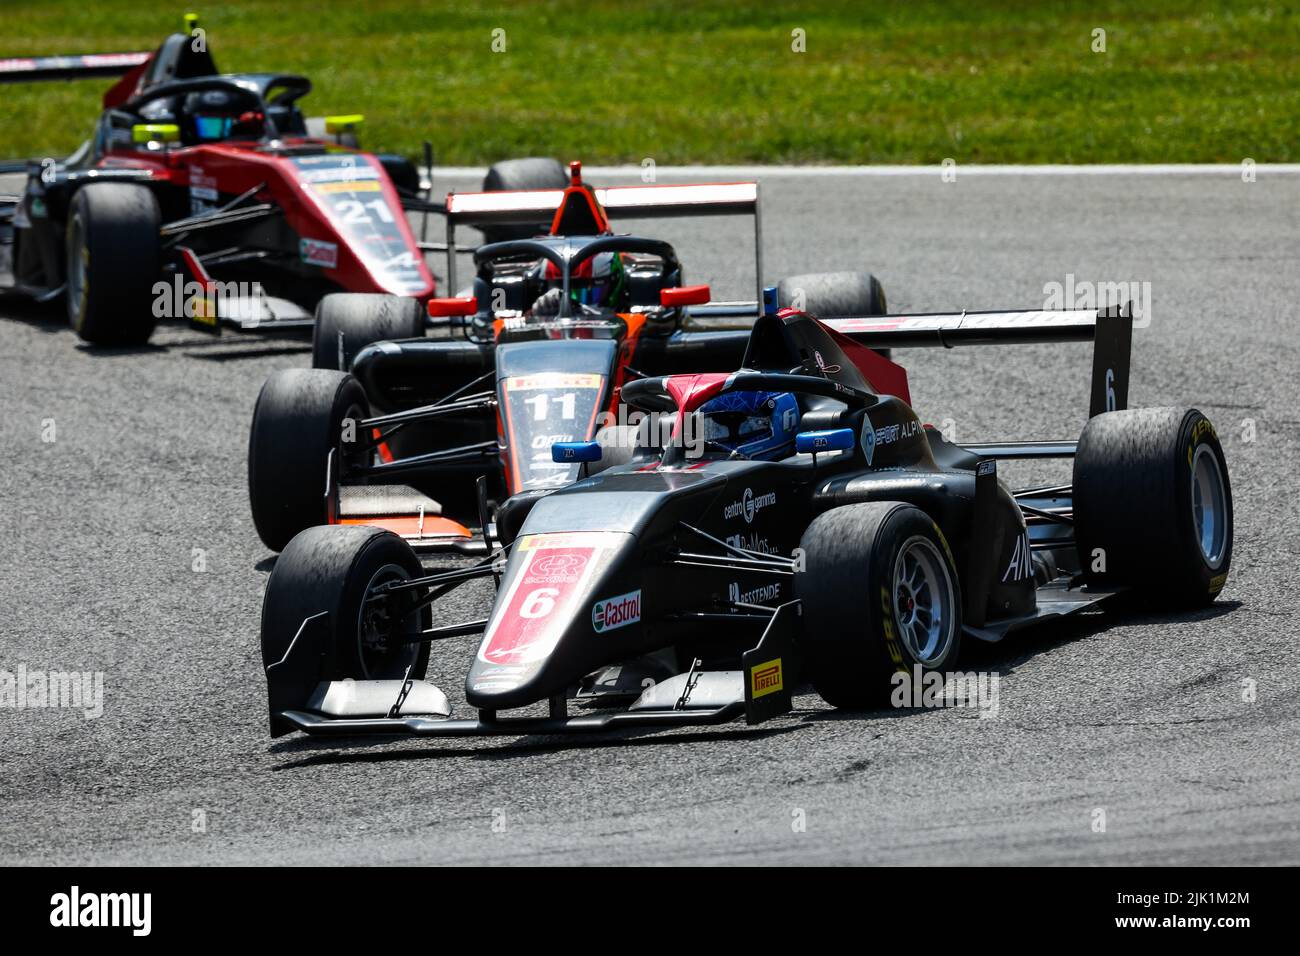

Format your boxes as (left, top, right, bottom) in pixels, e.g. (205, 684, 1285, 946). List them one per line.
(427, 296, 478, 317)
(324, 114, 364, 135)
(132, 123, 180, 145)
(552, 440, 602, 464)
(660, 284, 711, 308)
(795, 428, 855, 455)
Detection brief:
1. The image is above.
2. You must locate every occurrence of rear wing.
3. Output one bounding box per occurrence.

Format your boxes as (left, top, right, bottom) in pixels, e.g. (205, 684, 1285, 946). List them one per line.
(0, 52, 150, 83)
(824, 303, 1134, 419)
(440, 177, 764, 309)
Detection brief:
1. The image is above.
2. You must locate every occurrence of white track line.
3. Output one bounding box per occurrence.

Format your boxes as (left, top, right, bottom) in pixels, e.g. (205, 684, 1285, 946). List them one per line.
(434, 163, 1300, 178)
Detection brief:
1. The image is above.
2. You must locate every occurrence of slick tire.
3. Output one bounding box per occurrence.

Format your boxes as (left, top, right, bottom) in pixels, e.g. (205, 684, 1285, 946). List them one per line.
(249, 368, 369, 552)
(777, 270, 889, 358)
(261, 525, 430, 680)
(796, 502, 962, 709)
(1073, 407, 1232, 607)
(480, 157, 568, 243)
(777, 271, 887, 318)
(311, 292, 425, 370)
(65, 183, 161, 346)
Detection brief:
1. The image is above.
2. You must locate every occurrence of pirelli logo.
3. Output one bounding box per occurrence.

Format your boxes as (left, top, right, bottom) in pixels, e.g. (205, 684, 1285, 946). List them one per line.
(750, 658, 784, 698)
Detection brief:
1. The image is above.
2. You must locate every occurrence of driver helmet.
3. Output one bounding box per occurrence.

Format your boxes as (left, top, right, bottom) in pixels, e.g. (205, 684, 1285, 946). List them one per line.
(541, 251, 628, 311)
(697, 390, 800, 460)
(183, 88, 262, 141)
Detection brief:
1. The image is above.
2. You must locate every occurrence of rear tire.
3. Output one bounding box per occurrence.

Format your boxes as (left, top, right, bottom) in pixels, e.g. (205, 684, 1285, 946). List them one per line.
(797, 502, 962, 708)
(777, 271, 887, 318)
(261, 525, 429, 680)
(65, 183, 161, 345)
(311, 292, 424, 371)
(480, 157, 568, 243)
(248, 369, 369, 552)
(1074, 407, 1232, 607)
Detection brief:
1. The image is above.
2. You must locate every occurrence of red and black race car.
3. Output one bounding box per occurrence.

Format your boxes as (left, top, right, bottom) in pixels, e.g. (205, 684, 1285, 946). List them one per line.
(257, 298, 1234, 740)
(247, 162, 892, 553)
(0, 17, 565, 345)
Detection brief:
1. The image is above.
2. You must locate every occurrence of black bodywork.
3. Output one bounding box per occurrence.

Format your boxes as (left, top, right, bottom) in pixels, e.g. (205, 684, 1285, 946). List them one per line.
(266, 301, 1136, 739)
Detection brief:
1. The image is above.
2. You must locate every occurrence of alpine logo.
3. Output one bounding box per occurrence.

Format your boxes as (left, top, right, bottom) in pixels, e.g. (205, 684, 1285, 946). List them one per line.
(723, 487, 777, 524)
(1002, 531, 1034, 582)
(592, 590, 641, 633)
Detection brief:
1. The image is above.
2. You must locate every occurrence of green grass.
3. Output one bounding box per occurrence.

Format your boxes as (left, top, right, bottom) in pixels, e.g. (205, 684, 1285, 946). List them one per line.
(2, 1, 1297, 164)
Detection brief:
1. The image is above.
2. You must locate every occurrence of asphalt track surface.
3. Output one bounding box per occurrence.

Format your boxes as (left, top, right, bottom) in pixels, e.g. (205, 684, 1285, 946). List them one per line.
(2, 168, 1297, 865)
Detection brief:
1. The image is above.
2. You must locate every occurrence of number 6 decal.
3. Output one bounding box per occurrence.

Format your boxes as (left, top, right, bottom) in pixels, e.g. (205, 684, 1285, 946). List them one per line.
(519, 587, 559, 619)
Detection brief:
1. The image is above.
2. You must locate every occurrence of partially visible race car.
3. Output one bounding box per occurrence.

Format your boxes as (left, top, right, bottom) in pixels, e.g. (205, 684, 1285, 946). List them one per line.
(0, 17, 566, 345)
(247, 161, 891, 553)
(258, 299, 1234, 741)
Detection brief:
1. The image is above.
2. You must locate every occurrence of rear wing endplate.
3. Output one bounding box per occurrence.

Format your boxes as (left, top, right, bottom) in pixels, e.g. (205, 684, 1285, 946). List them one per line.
(823, 303, 1133, 418)
(441, 181, 764, 307)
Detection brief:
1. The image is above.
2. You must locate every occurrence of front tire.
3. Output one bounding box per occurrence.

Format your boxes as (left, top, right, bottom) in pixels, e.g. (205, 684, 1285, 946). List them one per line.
(248, 368, 369, 552)
(261, 525, 429, 681)
(65, 183, 161, 345)
(797, 502, 962, 708)
(1073, 407, 1233, 607)
(311, 292, 424, 370)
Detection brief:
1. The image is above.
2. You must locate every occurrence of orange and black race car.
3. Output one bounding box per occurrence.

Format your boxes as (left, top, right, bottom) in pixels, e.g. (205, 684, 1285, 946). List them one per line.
(0, 16, 564, 346)
(247, 161, 893, 554)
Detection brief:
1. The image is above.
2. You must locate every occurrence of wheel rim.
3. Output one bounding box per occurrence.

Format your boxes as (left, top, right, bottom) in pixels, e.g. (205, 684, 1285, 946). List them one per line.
(891, 536, 956, 665)
(66, 213, 87, 323)
(356, 563, 422, 679)
(1191, 444, 1228, 567)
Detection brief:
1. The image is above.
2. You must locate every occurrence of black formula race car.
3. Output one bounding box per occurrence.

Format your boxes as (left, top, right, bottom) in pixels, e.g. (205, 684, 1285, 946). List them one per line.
(0, 17, 565, 345)
(247, 162, 890, 553)
(259, 300, 1233, 740)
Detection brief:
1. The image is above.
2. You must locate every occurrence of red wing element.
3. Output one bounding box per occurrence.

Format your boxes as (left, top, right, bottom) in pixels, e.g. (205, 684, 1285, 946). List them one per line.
(821, 322, 912, 406)
(664, 372, 733, 413)
(549, 183, 610, 235)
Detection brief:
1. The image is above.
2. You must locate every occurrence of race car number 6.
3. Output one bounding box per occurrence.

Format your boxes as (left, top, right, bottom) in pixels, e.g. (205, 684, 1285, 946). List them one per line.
(519, 587, 560, 618)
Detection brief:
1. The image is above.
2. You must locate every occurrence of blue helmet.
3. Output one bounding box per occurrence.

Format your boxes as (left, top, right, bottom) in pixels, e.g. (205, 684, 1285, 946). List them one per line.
(698, 390, 800, 460)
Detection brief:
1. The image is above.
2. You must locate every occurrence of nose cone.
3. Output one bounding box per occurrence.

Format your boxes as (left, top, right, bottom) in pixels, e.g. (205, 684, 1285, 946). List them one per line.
(466, 530, 639, 709)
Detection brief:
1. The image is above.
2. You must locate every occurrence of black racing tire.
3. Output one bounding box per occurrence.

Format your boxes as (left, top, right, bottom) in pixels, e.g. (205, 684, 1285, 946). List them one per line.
(777, 271, 887, 318)
(480, 157, 568, 243)
(1074, 407, 1233, 607)
(248, 368, 369, 552)
(65, 183, 161, 345)
(260, 525, 430, 681)
(311, 292, 424, 370)
(796, 502, 962, 709)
